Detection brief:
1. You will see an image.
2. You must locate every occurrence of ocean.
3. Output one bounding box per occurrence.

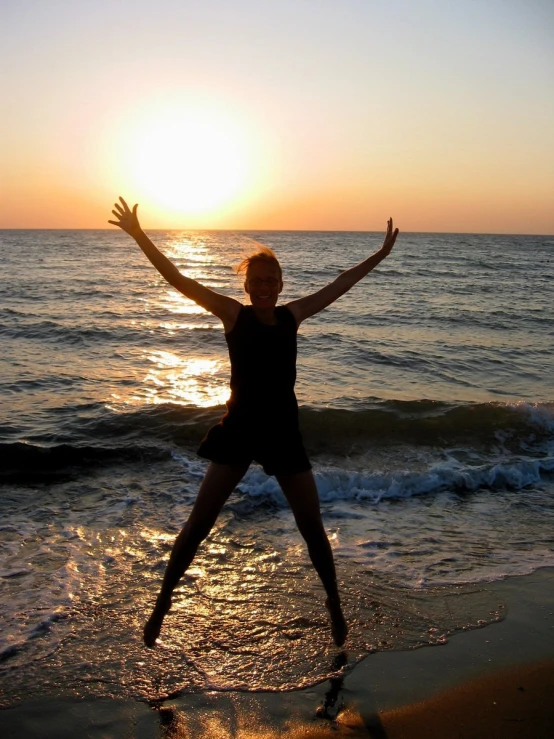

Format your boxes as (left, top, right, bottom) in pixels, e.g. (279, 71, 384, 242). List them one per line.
(1, 228, 553, 706)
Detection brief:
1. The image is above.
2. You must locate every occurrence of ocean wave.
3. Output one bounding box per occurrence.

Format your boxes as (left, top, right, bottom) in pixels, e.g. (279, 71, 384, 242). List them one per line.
(100, 399, 554, 447)
(0, 319, 222, 348)
(0, 441, 171, 484)
(232, 454, 554, 510)
(301, 400, 554, 451)
(318, 455, 554, 503)
(3, 400, 552, 485)
(0, 320, 142, 346)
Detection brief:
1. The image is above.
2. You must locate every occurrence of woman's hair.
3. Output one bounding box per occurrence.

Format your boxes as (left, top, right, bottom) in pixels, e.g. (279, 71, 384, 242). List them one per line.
(235, 245, 282, 280)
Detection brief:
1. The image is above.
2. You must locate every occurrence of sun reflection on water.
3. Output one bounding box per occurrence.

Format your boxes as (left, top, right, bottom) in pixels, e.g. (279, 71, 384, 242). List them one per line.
(106, 234, 238, 411)
(157, 320, 215, 334)
(156, 232, 230, 314)
(143, 350, 229, 407)
(158, 288, 207, 315)
(164, 233, 217, 260)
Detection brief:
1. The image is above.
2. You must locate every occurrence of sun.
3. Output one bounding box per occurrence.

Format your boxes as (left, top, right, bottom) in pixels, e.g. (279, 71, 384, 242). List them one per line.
(122, 102, 251, 217)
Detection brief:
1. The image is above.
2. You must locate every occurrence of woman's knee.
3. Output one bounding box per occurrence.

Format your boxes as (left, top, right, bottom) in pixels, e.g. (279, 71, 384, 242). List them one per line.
(297, 518, 329, 549)
(181, 516, 215, 548)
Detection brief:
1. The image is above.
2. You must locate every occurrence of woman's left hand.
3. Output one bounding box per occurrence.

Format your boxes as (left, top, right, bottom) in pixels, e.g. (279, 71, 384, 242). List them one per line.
(108, 197, 143, 239)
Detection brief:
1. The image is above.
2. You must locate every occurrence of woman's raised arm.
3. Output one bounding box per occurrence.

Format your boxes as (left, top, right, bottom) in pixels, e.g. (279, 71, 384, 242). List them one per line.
(108, 197, 241, 330)
(287, 218, 399, 326)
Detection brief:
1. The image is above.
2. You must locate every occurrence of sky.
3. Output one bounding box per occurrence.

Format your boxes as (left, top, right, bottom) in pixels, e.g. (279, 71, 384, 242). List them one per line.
(1, 0, 553, 233)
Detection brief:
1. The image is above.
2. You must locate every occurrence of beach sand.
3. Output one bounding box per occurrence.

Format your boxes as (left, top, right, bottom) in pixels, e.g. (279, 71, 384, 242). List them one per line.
(2, 568, 553, 738)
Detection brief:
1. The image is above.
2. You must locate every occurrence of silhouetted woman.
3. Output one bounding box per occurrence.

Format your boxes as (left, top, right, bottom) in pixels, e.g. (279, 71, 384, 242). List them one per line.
(109, 197, 398, 647)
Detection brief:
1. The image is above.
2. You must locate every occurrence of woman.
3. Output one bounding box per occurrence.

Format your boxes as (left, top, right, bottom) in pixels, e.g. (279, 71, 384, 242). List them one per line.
(109, 197, 398, 648)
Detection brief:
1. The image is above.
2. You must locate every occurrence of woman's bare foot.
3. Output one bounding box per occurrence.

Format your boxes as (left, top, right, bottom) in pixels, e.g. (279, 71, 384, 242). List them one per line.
(143, 594, 172, 647)
(325, 597, 348, 647)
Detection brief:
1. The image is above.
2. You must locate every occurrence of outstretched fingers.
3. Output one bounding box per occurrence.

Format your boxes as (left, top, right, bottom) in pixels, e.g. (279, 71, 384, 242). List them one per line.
(107, 196, 140, 235)
(117, 196, 136, 215)
(383, 216, 399, 252)
(112, 197, 131, 216)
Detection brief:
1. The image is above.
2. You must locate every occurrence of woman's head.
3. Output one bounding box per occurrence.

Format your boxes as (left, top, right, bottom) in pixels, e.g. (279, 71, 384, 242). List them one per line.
(236, 246, 282, 282)
(236, 246, 283, 309)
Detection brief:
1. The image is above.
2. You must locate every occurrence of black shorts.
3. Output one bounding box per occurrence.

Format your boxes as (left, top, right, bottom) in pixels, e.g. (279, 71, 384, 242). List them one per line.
(197, 415, 311, 477)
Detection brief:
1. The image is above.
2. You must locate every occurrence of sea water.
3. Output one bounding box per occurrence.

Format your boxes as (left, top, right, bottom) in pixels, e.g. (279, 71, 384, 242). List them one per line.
(0, 229, 553, 704)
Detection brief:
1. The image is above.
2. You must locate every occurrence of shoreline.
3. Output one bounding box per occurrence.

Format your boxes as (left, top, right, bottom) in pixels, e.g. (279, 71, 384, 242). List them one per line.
(2, 568, 553, 737)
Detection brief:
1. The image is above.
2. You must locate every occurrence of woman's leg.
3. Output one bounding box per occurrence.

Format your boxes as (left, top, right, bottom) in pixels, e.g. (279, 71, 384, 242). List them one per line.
(276, 469, 348, 647)
(143, 461, 249, 646)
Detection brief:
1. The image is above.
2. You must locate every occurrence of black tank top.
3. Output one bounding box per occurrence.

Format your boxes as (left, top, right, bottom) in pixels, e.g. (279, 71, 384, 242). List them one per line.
(225, 305, 298, 419)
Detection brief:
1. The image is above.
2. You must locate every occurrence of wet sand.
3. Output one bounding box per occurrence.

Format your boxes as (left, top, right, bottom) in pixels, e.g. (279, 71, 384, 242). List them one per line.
(2, 568, 553, 738)
(377, 659, 554, 738)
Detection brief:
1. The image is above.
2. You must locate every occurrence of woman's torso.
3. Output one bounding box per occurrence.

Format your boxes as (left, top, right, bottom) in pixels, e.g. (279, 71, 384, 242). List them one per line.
(224, 305, 298, 419)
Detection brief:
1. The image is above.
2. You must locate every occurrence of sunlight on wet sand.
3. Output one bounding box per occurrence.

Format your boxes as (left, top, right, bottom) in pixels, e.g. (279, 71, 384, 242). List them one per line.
(154, 660, 554, 739)
(156, 704, 369, 738)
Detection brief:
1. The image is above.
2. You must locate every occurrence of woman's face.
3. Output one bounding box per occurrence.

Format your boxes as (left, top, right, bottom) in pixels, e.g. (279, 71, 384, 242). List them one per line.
(245, 262, 283, 310)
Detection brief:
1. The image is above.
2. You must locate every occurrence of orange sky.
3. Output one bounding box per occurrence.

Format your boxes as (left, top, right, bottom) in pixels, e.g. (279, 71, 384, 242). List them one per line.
(2, 1, 553, 234)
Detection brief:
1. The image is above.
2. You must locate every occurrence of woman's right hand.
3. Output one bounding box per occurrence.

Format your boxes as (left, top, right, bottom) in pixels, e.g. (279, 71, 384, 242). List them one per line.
(108, 196, 143, 239)
(380, 217, 399, 257)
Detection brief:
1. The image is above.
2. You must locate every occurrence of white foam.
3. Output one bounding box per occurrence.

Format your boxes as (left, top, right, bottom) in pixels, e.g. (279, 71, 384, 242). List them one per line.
(233, 455, 554, 507)
(513, 400, 554, 433)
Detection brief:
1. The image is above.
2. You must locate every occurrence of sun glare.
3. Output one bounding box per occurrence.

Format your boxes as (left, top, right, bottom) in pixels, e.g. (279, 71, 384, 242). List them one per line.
(122, 102, 251, 217)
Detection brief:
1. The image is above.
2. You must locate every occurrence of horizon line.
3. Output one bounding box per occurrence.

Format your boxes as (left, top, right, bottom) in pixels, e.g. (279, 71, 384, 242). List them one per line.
(1, 227, 553, 237)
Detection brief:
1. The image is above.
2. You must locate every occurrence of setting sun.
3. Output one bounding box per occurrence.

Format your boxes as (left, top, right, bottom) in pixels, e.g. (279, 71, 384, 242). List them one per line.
(119, 102, 251, 218)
